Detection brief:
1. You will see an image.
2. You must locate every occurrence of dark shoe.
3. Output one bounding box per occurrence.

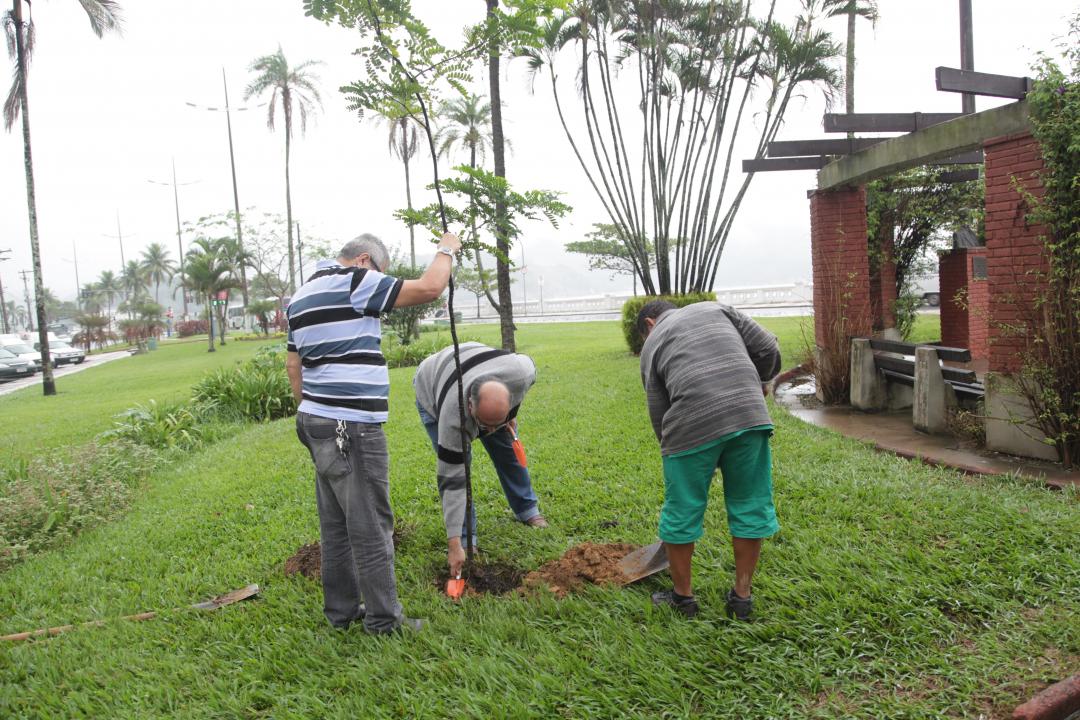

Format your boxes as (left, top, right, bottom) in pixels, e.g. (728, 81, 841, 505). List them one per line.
(725, 589, 752, 621)
(524, 515, 549, 529)
(651, 590, 699, 619)
(365, 617, 427, 636)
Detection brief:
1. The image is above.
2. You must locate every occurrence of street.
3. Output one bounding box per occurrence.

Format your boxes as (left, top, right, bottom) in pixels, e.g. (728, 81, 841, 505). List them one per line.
(0, 350, 132, 397)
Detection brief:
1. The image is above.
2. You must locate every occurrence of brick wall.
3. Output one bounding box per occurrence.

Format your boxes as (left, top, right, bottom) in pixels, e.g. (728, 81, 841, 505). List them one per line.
(939, 247, 989, 360)
(810, 187, 872, 347)
(984, 132, 1048, 372)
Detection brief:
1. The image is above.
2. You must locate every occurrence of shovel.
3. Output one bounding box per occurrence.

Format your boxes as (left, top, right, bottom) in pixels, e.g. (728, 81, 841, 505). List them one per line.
(1, 583, 260, 642)
(617, 542, 670, 584)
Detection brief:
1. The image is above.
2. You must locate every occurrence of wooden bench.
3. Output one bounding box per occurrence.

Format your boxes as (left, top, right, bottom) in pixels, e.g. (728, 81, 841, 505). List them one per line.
(865, 338, 984, 399)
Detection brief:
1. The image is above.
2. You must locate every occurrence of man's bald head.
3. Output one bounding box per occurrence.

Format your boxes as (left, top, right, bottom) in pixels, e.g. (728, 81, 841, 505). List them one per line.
(468, 376, 511, 430)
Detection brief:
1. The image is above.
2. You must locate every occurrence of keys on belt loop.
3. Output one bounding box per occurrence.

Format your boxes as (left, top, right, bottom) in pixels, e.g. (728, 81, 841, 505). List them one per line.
(335, 419, 350, 459)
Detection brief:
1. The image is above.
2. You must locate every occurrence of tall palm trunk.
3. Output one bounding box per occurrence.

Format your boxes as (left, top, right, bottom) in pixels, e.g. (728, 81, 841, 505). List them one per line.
(206, 295, 216, 352)
(13, 0, 55, 395)
(402, 122, 416, 269)
(284, 89, 296, 295)
(486, 0, 515, 352)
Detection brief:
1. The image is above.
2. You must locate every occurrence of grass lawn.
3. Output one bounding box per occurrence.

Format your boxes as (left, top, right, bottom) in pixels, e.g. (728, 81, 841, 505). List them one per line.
(2, 316, 1076, 718)
(0, 338, 277, 458)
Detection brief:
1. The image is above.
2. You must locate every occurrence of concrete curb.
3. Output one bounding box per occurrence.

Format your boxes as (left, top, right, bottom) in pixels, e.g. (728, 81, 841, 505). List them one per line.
(1012, 673, 1080, 720)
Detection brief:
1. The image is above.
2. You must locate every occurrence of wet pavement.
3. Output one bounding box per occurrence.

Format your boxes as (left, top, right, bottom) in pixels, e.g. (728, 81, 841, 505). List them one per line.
(775, 375, 1080, 490)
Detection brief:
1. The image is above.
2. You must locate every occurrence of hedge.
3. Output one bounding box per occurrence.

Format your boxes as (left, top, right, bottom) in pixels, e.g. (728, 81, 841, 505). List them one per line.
(620, 292, 717, 354)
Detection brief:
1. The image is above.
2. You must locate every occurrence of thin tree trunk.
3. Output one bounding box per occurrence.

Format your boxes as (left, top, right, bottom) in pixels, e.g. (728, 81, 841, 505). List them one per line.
(13, 0, 55, 395)
(486, 0, 515, 352)
(284, 91, 296, 295)
(402, 122, 416, 270)
(206, 295, 215, 352)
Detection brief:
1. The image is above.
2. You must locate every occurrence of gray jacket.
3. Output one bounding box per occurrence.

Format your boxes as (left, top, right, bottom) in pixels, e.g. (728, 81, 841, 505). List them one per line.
(414, 342, 537, 538)
(640, 302, 781, 455)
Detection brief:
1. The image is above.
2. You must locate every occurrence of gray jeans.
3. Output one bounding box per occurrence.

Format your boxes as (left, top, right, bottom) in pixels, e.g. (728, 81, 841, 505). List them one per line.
(296, 412, 403, 633)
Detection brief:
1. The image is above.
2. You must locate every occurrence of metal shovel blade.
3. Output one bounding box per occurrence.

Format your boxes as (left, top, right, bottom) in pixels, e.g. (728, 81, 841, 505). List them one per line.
(617, 542, 669, 584)
(190, 583, 261, 610)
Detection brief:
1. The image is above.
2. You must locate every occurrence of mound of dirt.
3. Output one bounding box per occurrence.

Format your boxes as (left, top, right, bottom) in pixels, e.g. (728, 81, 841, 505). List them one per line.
(435, 561, 525, 597)
(284, 542, 322, 580)
(520, 542, 637, 597)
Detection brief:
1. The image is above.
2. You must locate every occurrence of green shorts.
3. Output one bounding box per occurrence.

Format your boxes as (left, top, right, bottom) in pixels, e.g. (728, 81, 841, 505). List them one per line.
(659, 426, 779, 544)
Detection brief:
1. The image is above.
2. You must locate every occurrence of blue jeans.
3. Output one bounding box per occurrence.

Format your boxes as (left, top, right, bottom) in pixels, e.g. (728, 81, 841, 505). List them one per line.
(416, 401, 540, 543)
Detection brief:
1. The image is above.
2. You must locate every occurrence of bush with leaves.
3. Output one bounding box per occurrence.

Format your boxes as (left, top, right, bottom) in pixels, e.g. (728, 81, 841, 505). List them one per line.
(176, 319, 209, 337)
(191, 344, 296, 422)
(383, 332, 478, 369)
(620, 293, 717, 354)
(105, 400, 208, 450)
(0, 441, 159, 570)
(382, 262, 441, 345)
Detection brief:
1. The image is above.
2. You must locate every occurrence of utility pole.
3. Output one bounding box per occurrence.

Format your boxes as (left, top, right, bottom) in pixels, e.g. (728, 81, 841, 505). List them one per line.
(0, 249, 10, 334)
(222, 69, 249, 309)
(959, 0, 975, 114)
(72, 240, 81, 307)
(148, 163, 199, 319)
(19, 269, 34, 332)
(296, 221, 304, 286)
(520, 242, 527, 315)
(115, 212, 126, 267)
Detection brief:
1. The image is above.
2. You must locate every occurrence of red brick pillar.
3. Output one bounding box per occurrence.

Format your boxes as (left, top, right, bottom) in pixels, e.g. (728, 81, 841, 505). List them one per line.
(868, 233, 897, 332)
(984, 133, 1048, 372)
(939, 247, 989, 360)
(810, 187, 872, 347)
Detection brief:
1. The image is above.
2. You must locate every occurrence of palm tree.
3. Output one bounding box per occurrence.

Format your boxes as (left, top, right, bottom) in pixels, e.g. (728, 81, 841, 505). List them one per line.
(244, 47, 323, 295)
(183, 238, 237, 352)
(121, 259, 148, 311)
(823, 0, 878, 122)
(4, 299, 27, 330)
(436, 94, 501, 311)
(3, 0, 122, 395)
(96, 270, 122, 327)
(140, 242, 176, 305)
(380, 94, 422, 269)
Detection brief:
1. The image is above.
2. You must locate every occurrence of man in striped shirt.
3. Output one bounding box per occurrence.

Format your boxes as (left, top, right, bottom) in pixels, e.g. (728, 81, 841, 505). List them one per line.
(286, 232, 460, 634)
(638, 300, 782, 621)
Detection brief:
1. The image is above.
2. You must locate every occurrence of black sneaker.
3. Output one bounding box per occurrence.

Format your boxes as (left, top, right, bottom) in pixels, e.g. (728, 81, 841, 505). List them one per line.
(651, 590, 700, 619)
(725, 589, 752, 621)
(365, 617, 427, 636)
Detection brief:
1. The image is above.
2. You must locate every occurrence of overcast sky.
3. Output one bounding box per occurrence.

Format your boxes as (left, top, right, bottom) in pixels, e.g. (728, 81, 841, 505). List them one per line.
(0, 0, 1075, 308)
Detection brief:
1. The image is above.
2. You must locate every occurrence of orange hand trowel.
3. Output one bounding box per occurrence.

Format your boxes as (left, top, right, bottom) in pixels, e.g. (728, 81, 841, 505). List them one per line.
(509, 423, 527, 467)
(446, 573, 465, 600)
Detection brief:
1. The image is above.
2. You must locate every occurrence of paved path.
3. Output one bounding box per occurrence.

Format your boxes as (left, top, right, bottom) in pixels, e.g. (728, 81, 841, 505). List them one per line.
(0, 351, 132, 398)
(775, 376, 1080, 490)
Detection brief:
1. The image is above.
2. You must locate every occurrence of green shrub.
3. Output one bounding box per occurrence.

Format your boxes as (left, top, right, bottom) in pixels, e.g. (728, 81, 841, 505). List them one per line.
(620, 292, 717, 354)
(192, 344, 296, 422)
(383, 332, 479, 369)
(105, 399, 207, 450)
(0, 441, 159, 570)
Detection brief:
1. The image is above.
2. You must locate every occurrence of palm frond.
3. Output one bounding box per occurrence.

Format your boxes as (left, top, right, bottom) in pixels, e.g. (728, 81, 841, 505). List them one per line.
(76, 0, 123, 38)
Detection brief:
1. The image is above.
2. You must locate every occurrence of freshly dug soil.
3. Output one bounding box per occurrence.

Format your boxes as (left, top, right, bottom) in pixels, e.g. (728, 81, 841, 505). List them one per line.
(284, 542, 321, 580)
(435, 561, 525, 597)
(520, 542, 637, 598)
(284, 523, 415, 581)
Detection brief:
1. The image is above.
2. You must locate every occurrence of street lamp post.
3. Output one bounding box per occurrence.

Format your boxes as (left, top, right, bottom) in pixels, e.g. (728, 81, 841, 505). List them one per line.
(148, 162, 199, 319)
(185, 72, 260, 309)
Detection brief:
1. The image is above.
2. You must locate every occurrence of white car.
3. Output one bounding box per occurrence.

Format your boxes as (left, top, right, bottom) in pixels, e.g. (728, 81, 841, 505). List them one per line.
(33, 338, 85, 366)
(0, 341, 42, 371)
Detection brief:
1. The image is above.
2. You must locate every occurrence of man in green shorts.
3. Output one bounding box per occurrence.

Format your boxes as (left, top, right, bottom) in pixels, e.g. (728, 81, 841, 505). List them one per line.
(637, 300, 781, 620)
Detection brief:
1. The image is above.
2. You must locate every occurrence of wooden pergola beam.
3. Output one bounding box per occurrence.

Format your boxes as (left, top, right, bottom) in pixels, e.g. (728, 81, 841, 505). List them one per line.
(935, 67, 1034, 99)
(823, 112, 963, 133)
(767, 138, 886, 157)
(743, 156, 829, 172)
(817, 100, 1030, 190)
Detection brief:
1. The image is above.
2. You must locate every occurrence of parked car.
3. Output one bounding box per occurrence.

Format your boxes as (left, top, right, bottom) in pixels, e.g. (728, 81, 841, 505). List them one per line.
(0, 346, 34, 381)
(0, 341, 42, 371)
(33, 338, 86, 366)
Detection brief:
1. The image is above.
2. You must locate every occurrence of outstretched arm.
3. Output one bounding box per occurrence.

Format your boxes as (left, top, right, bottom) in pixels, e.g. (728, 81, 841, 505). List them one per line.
(393, 232, 462, 307)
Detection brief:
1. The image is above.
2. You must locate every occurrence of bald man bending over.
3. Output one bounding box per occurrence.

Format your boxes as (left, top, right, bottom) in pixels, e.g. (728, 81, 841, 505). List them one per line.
(413, 342, 547, 576)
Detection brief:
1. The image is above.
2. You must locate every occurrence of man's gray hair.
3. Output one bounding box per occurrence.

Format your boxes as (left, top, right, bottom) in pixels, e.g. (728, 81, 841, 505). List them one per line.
(468, 375, 505, 407)
(338, 233, 390, 273)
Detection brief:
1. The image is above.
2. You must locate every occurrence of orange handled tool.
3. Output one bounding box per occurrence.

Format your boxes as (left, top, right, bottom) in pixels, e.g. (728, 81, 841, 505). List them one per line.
(446, 573, 465, 600)
(509, 424, 528, 467)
